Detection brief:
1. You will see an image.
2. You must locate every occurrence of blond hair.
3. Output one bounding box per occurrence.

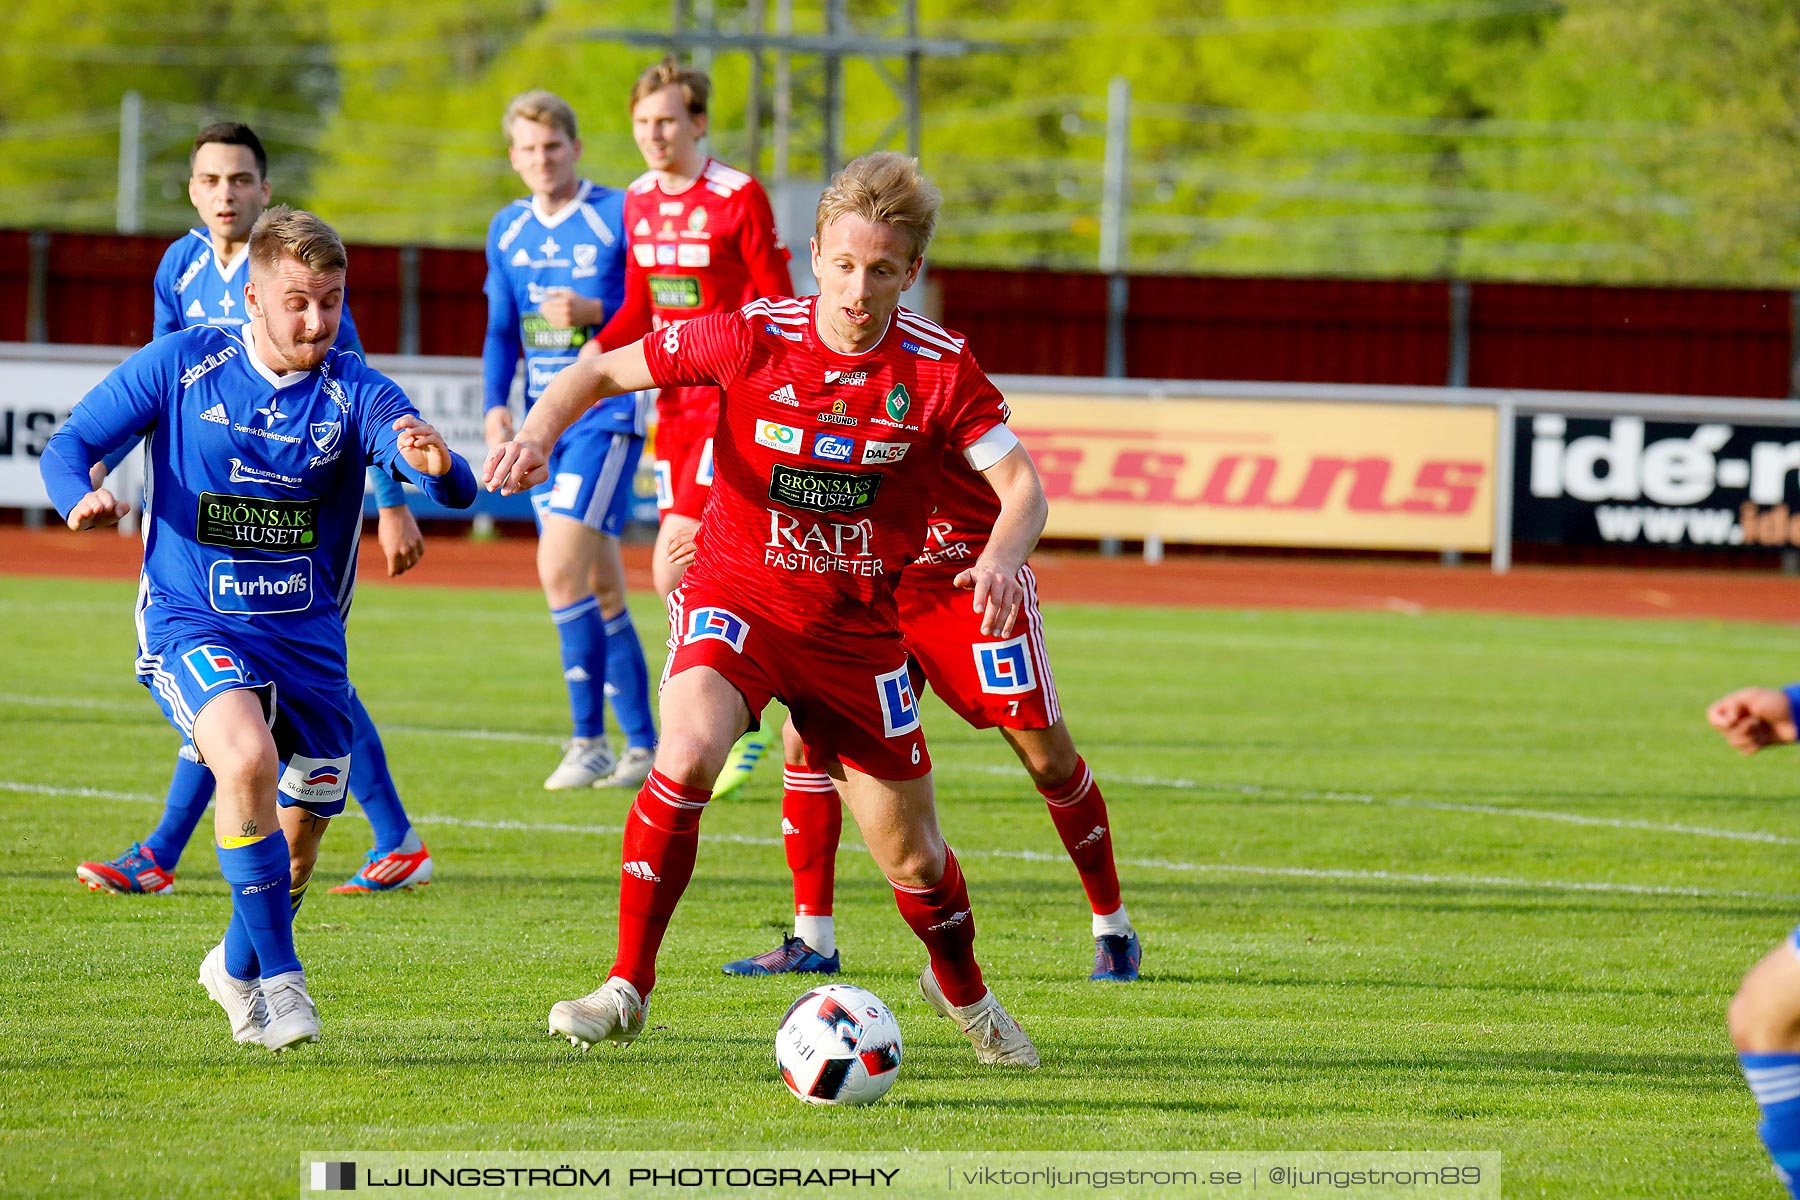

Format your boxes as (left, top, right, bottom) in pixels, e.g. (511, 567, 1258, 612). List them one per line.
(628, 54, 710, 116)
(815, 153, 941, 262)
(247, 205, 347, 278)
(503, 89, 579, 144)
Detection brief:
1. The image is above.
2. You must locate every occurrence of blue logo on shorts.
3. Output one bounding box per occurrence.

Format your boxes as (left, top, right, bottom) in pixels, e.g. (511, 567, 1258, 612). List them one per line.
(810, 433, 855, 463)
(685, 606, 749, 652)
(975, 635, 1036, 695)
(181, 645, 244, 690)
(875, 665, 921, 737)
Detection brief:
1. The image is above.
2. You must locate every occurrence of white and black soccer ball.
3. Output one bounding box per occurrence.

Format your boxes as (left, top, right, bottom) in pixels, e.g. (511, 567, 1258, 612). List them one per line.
(775, 984, 902, 1106)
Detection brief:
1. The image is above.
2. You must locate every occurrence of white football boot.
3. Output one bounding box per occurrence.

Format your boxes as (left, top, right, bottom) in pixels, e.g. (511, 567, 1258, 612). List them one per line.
(920, 966, 1040, 1067)
(549, 977, 647, 1049)
(596, 746, 655, 790)
(259, 970, 321, 1052)
(198, 942, 268, 1045)
(544, 737, 616, 790)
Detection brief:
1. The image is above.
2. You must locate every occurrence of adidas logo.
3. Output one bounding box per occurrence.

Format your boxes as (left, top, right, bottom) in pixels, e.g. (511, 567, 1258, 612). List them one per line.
(622, 860, 662, 883)
(185, 299, 205, 318)
(200, 403, 228, 425)
(1074, 825, 1107, 850)
(768, 384, 798, 406)
(511, 248, 531, 267)
(927, 909, 970, 932)
(781, 818, 799, 836)
(563, 666, 591, 683)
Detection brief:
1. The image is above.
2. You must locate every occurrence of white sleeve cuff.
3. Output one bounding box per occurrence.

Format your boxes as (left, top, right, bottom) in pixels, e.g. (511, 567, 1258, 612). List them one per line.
(961, 424, 1020, 472)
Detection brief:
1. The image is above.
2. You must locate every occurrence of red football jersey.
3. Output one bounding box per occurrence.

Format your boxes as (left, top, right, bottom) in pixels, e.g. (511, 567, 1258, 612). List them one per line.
(907, 453, 1000, 584)
(641, 296, 1011, 638)
(597, 158, 793, 426)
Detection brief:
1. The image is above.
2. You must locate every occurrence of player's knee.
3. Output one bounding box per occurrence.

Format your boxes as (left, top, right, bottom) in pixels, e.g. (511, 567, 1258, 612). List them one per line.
(539, 561, 591, 610)
(202, 726, 278, 794)
(883, 842, 948, 891)
(1024, 750, 1079, 791)
(652, 733, 725, 791)
(1729, 976, 1800, 1053)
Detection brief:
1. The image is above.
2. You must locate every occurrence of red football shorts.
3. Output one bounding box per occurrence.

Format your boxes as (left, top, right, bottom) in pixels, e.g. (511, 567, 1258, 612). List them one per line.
(662, 586, 932, 781)
(897, 563, 1061, 731)
(652, 390, 718, 521)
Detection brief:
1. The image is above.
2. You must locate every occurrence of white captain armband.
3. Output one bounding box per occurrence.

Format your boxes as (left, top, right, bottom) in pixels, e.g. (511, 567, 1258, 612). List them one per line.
(962, 424, 1020, 472)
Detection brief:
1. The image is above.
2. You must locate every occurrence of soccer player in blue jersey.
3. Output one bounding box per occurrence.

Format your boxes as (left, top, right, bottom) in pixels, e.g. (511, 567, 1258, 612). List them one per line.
(483, 90, 656, 790)
(43, 207, 477, 1050)
(76, 122, 438, 897)
(1710, 685, 1800, 1197)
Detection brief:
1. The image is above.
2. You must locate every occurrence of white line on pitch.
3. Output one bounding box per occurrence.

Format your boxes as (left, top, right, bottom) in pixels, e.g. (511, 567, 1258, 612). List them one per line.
(963, 765, 1800, 847)
(4, 778, 1795, 904)
(6, 690, 1793, 847)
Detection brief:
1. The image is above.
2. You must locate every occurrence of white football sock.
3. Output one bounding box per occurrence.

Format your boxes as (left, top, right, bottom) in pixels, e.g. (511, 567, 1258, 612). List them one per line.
(794, 914, 836, 958)
(1092, 904, 1133, 938)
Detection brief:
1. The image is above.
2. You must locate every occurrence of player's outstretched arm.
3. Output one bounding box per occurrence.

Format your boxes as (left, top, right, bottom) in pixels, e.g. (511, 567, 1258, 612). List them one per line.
(956, 444, 1049, 638)
(1708, 687, 1799, 755)
(484, 341, 656, 495)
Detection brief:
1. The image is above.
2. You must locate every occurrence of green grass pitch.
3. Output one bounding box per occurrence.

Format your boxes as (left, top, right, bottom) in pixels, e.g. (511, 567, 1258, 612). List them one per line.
(2, 571, 1798, 1197)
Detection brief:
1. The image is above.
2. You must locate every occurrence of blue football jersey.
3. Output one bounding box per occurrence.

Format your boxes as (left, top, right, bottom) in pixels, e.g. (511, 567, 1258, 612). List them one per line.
(44, 325, 475, 672)
(483, 180, 646, 434)
(153, 228, 363, 351)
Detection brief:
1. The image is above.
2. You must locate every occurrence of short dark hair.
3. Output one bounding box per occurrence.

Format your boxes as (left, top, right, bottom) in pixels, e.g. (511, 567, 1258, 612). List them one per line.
(190, 122, 268, 179)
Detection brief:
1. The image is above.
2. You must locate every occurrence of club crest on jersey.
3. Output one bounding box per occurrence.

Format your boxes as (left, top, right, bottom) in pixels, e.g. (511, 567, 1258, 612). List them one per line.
(688, 207, 708, 232)
(309, 420, 342, 455)
(885, 384, 912, 423)
(975, 634, 1037, 695)
(181, 645, 244, 690)
(875, 665, 922, 737)
(573, 244, 597, 269)
(684, 606, 749, 653)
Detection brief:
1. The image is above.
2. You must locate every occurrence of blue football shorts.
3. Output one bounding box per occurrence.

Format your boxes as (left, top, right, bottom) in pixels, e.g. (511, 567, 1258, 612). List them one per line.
(531, 410, 644, 539)
(136, 631, 353, 817)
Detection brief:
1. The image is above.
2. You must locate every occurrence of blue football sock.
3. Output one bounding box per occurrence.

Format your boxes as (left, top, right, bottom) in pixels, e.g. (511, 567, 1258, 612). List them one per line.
(347, 687, 412, 856)
(551, 597, 608, 739)
(603, 609, 657, 751)
(215, 831, 301, 980)
(223, 908, 258, 980)
(141, 749, 214, 871)
(1741, 1052, 1800, 1197)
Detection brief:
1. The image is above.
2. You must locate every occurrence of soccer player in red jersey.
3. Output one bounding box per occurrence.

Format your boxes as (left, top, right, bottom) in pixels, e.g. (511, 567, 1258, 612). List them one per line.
(594, 55, 794, 599)
(598, 56, 795, 797)
(486, 152, 1047, 1067)
(706, 453, 1142, 983)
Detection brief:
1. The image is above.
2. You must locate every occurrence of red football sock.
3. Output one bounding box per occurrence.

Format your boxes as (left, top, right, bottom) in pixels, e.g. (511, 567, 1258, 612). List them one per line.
(783, 768, 841, 917)
(609, 769, 710, 995)
(890, 845, 985, 1007)
(1039, 757, 1122, 915)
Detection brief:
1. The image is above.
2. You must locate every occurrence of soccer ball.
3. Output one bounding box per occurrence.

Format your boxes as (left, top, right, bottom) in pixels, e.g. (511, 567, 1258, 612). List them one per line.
(775, 984, 902, 1105)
